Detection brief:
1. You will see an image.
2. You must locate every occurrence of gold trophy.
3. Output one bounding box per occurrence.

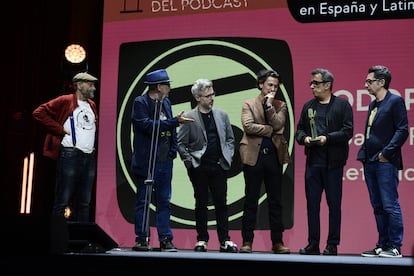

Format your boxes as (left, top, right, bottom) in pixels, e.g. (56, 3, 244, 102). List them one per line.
(308, 108, 321, 142)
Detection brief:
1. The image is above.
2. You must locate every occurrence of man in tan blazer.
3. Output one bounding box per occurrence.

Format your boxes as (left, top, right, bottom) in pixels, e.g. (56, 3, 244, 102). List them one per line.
(239, 69, 290, 254)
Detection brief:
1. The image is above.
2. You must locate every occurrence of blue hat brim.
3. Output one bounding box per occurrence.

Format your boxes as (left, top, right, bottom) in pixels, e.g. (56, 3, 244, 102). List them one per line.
(144, 80, 172, 84)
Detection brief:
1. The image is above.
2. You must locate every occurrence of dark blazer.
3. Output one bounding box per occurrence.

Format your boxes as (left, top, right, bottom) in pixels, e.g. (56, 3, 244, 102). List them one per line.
(131, 93, 180, 177)
(177, 107, 234, 170)
(357, 91, 408, 170)
(295, 95, 353, 169)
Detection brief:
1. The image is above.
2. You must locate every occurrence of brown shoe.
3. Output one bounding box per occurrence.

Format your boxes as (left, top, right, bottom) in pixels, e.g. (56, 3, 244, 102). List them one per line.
(272, 243, 290, 254)
(239, 242, 252, 253)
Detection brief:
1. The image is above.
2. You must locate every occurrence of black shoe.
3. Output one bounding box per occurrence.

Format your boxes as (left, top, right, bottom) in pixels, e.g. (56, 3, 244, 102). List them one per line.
(322, 244, 337, 256)
(160, 240, 178, 252)
(299, 244, 320, 255)
(220, 241, 238, 253)
(132, 239, 152, 251)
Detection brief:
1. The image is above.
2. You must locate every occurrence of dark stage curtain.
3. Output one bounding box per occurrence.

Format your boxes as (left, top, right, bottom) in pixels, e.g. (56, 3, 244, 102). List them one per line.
(3, 0, 103, 221)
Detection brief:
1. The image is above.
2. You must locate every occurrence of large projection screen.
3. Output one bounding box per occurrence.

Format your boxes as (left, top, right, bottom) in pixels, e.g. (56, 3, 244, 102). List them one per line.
(97, 0, 414, 255)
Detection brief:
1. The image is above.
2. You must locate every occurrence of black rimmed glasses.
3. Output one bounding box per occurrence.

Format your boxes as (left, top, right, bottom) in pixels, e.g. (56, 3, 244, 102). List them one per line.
(200, 92, 215, 98)
(365, 79, 378, 85)
(309, 80, 327, 86)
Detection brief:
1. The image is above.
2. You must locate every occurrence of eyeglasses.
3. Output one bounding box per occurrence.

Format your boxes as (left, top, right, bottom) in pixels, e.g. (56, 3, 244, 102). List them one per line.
(309, 80, 327, 86)
(200, 92, 215, 98)
(365, 79, 378, 85)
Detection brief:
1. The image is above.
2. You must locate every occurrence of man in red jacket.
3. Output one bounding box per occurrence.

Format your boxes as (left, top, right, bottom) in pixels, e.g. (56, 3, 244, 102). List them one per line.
(33, 72, 98, 222)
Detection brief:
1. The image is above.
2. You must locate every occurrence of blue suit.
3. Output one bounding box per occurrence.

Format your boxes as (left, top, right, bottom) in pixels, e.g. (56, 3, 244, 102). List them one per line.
(131, 94, 179, 177)
(357, 91, 409, 250)
(131, 93, 180, 242)
(357, 91, 408, 169)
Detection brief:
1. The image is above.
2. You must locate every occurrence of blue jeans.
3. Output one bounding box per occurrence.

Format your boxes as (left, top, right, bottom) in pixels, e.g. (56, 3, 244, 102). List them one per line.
(363, 161, 403, 249)
(134, 159, 174, 242)
(53, 147, 96, 221)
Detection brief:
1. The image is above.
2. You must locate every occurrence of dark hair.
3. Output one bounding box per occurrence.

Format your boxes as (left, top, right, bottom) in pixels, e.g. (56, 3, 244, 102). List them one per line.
(368, 65, 392, 89)
(256, 69, 281, 90)
(148, 84, 157, 90)
(311, 68, 334, 90)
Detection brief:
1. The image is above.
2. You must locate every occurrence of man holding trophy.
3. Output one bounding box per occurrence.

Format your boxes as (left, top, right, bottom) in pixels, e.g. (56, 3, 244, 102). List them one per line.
(295, 68, 354, 256)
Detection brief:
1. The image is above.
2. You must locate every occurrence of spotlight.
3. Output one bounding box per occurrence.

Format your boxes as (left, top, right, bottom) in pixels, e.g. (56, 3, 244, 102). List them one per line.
(65, 44, 86, 64)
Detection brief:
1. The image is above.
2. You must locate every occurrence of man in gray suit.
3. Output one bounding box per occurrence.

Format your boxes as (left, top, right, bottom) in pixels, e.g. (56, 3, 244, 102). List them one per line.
(177, 78, 238, 253)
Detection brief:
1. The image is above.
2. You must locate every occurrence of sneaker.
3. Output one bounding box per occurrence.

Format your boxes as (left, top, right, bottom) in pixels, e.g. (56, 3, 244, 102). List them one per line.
(194, 241, 208, 252)
(132, 239, 152, 251)
(160, 240, 178, 252)
(361, 247, 382, 257)
(239, 242, 252, 253)
(379, 247, 402, 258)
(220, 240, 238, 253)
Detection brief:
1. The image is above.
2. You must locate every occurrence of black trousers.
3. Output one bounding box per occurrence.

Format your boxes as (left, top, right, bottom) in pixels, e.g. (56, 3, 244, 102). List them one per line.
(188, 162, 230, 244)
(304, 164, 343, 246)
(241, 149, 284, 245)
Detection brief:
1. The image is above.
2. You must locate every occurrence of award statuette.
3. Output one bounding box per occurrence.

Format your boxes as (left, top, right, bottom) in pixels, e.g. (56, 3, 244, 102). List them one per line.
(308, 108, 321, 142)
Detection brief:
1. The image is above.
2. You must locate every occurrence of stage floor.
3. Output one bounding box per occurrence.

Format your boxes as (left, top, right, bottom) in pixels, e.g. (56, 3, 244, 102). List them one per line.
(2, 246, 413, 275)
(106, 247, 414, 265)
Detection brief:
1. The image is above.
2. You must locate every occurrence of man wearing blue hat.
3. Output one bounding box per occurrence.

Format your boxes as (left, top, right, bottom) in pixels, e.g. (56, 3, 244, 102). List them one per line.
(131, 69, 193, 252)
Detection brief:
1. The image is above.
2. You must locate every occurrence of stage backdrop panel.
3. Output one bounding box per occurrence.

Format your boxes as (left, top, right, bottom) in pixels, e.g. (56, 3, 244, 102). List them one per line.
(96, 0, 414, 255)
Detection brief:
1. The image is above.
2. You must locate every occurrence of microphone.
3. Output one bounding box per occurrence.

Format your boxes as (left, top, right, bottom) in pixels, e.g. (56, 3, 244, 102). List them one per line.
(154, 93, 165, 103)
(159, 94, 166, 103)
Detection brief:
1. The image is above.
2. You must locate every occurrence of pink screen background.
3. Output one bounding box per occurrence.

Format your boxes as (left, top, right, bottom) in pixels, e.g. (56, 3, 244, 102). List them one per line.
(97, 5, 414, 255)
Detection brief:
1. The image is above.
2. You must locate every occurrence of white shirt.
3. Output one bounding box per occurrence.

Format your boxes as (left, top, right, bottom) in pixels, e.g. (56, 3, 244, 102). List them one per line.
(61, 100, 96, 153)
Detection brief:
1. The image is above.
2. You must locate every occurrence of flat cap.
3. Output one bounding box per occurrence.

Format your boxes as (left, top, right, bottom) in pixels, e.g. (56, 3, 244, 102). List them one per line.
(72, 72, 98, 82)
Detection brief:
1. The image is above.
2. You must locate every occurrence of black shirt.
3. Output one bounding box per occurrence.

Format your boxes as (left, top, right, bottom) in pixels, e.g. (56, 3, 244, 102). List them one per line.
(200, 111, 221, 165)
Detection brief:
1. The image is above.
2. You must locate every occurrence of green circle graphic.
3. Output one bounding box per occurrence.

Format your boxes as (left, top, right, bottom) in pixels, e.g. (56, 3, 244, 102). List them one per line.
(117, 39, 294, 226)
